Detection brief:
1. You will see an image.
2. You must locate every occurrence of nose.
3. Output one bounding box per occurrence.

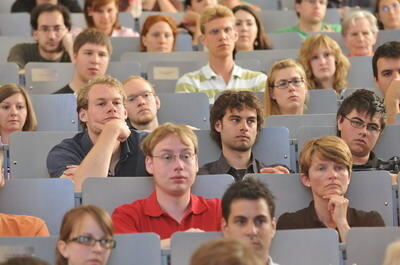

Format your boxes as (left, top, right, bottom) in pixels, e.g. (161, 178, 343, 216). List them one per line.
(173, 155, 185, 170)
(90, 53, 100, 64)
(239, 120, 249, 131)
(136, 95, 147, 106)
(92, 241, 104, 253)
(9, 106, 18, 115)
(245, 222, 257, 236)
(328, 167, 339, 179)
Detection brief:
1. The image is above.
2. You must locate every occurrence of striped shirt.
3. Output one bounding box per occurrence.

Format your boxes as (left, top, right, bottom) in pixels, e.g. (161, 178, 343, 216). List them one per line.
(175, 64, 267, 103)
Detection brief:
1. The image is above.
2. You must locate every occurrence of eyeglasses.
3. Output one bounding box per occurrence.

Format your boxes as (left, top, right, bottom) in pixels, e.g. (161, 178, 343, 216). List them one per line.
(38, 25, 66, 34)
(304, 0, 327, 5)
(272, 78, 304, 89)
(68, 235, 116, 249)
(152, 152, 196, 164)
(380, 3, 399, 12)
(343, 116, 381, 133)
(127, 92, 154, 103)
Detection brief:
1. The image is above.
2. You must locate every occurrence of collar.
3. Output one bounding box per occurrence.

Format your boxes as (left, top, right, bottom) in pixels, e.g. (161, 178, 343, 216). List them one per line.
(143, 191, 208, 217)
(215, 153, 259, 174)
(201, 63, 243, 80)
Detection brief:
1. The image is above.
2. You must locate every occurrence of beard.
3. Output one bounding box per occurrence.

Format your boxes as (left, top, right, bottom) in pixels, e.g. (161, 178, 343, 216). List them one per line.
(133, 112, 156, 126)
(39, 41, 64, 54)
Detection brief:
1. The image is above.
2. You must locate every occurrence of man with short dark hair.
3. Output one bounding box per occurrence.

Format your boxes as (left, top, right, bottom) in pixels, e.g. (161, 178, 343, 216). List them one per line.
(54, 28, 111, 94)
(122, 76, 160, 132)
(8, 3, 73, 69)
(198, 90, 289, 181)
(336, 89, 399, 183)
(372, 41, 400, 124)
(47, 76, 148, 191)
(275, 0, 341, 39)
(222, 177, 279, 265)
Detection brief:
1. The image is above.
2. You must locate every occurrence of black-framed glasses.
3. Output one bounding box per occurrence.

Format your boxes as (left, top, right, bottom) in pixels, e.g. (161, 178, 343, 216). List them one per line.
(151, 152, 196, 164)
(68, 235, 116, 249)
(343, 116, 381, 133)
(272, 78, 304, 89)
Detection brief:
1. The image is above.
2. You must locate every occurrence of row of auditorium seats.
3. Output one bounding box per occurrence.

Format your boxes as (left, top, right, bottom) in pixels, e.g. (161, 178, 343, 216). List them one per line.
(0, 9, 342, 36)
(0, 175, 397, 265)
(0, 227, 394, 265)
(6, 114, 400, 177)
(1, 172, 397, 235)
(0, 55, 383, 94)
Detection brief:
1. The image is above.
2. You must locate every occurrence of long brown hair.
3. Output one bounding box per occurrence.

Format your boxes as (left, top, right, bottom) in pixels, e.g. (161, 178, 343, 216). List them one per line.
(55, 205, 114, 265)
(0, 84, 37, 132)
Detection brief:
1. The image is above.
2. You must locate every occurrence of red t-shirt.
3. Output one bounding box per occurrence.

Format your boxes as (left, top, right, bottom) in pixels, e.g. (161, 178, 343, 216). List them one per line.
(112, 191, 222, 239)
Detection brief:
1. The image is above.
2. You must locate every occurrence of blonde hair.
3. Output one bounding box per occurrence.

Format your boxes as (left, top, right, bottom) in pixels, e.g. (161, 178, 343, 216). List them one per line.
(190, 238, 263, 265)
(141, 122, 198, 156)
(77, 76, 125, 128)
(383, 241, 400, 265)
(299, 34, 350, 94)
(265, 59, 308, 118)
(299, 136, 352, 176)
(200, 5, 235, 34)
(122, 76, 156, 94)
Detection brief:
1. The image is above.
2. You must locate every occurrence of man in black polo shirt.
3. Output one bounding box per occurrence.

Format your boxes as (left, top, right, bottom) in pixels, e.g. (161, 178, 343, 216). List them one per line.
(198, 90, 288, 181)
(47, 76, 148, 191)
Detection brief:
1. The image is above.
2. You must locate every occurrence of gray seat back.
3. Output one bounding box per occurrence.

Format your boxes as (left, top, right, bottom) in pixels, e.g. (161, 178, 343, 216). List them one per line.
(0, 178, 75, 234)
(236, 49, 298, 73)
(270, 229, 341, 265)
(170, 229, 341, 265)
(147, 61, 203, 93)
(157, 93, 210, 129)
(306, 89, 338, 114)
(195, 127, 291, 168)
(9, 131, 77, 179)
(0, 236, 57, 264)
(121, 51, 208, 71)
(82, 174, 234, 214)
(0, 63, 19, 84)
(25, 62, 74, 94)
(31, 94, 79, 131)
(265, 113, 337, 138)
(346, 227, 400, 265)
(109, 233, 161, 265)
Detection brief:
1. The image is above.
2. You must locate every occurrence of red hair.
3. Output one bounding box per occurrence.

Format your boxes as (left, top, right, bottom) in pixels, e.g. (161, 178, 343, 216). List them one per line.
(140, 15, 177, 52)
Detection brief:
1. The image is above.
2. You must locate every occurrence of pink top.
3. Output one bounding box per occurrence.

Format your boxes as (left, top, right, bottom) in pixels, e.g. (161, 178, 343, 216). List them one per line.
(71, 26, 139, 37)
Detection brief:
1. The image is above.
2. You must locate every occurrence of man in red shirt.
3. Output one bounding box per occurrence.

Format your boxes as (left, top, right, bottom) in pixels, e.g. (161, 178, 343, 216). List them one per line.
(111, 123, 221, 248)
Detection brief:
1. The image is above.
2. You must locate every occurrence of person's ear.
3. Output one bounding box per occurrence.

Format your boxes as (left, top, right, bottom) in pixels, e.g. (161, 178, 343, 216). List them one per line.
(33, 30, 39, 41)
(271, 217, 277, 238)
(155, 95, 161, 110)
(215, 120, 222, 133)
(337, 115, 343, 132)
(145, 156, 154, 175)
(57, 240, 69, 259)
(270, 88, 276, 100)
(79, 109, 88, 123)
(300, 173, 311, 187)
(221, 217, 228, 236)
